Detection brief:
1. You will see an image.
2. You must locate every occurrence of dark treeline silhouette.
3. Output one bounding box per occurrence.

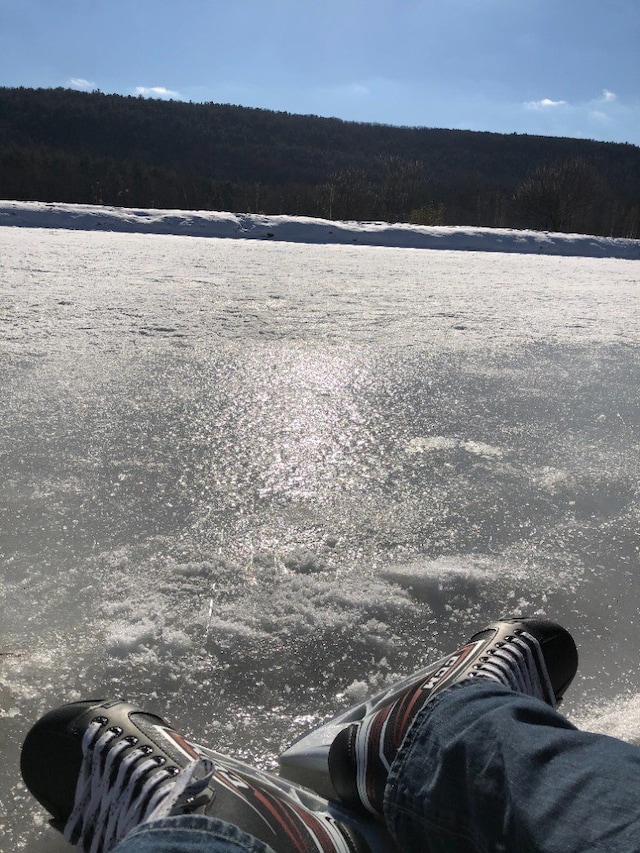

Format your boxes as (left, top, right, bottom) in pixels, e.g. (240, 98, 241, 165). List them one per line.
(1, 86, 639, 237)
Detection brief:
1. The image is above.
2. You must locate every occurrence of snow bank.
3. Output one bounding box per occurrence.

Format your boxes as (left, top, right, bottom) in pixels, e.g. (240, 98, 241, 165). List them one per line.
(1, 199, 639, 260)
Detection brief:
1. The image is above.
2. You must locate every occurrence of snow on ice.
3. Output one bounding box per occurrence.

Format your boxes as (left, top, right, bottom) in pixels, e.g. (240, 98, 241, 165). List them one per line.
(0, 202, 639, 850)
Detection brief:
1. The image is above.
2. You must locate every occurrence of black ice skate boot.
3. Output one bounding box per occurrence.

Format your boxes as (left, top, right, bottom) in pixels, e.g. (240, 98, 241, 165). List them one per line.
(328, 617, 578, 817)
(21, 699, 369, 853)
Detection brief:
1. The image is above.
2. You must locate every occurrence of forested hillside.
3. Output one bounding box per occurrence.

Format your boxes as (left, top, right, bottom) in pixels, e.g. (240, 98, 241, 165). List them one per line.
(1, 86, 638, 237)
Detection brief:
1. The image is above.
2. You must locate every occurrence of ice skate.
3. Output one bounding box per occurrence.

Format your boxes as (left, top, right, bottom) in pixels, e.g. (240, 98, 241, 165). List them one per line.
(21, 699, 370, 853)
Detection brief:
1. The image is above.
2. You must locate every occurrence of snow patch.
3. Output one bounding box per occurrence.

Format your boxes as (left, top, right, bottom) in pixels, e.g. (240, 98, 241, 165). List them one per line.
(405, 436, 504, 458)
(406, 436, 458, 454)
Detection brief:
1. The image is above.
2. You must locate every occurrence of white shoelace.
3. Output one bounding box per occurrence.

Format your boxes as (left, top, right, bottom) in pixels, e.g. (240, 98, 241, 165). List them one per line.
(473, 632, 556, 707)
(64, 719, 214, 853)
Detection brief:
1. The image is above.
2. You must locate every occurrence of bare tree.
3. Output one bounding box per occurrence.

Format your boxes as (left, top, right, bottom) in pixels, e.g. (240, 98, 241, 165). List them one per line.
(376, 156, 431, 222)
(324, 168, 375, 221)
(515, 157, 606, 233)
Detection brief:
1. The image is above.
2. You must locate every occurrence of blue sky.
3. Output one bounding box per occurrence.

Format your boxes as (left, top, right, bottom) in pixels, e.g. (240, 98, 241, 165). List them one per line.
(1, 0, 638, 145)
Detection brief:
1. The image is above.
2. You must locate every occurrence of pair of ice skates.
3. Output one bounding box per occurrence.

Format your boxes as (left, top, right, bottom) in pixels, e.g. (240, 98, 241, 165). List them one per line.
(21, 617, 578, 853)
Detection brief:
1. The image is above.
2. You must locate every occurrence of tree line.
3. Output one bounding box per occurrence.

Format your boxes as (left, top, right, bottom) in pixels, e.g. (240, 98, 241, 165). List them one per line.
(1, 86, 638, 237)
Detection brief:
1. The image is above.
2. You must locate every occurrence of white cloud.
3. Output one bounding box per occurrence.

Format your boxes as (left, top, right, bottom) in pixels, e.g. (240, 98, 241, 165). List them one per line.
(516, 89, 634, 143)
(524, 98, 567, 110)
(68, 78, 96, 91)
(586, 91, 623, 124)
(134, 86, 181, 100)
(524, 90, 618, 116)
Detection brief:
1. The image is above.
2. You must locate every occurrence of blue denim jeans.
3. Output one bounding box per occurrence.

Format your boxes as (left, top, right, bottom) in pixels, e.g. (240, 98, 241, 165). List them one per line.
(113, 680, 640, 852)
(385, 680, 640, 852)
(113, 813, 273, 853)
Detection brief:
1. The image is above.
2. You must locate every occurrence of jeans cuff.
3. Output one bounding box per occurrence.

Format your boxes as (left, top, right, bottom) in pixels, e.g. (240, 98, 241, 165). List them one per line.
(118, 813, 273, 853)
(383, 678, 502, 817)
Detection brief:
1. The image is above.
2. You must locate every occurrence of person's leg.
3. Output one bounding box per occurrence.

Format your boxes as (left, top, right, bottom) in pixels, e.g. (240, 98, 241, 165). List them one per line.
(329, 618, 578, 816)
(112, 814, 273, 853)
(386, 680, 640, 853)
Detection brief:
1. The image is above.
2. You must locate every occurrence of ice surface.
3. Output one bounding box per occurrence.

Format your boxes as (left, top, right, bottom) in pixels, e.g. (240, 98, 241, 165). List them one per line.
(0, 216, 639, 849)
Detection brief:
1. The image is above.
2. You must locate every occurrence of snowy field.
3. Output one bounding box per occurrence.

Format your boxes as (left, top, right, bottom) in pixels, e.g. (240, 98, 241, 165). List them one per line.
(0, 213, 639, 849)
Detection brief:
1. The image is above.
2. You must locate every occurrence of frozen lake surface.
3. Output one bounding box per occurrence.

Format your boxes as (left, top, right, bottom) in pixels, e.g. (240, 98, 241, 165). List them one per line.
(1, 225, 639, 849)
